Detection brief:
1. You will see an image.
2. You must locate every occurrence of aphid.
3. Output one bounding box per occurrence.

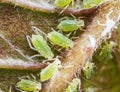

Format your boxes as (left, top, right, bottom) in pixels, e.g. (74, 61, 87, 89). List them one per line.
(40, 57, 61, 82)
(26, 34, 54, 60)
(16, 79, 41, 91)
(57, 19, 84, 32)
(82, 61, 94, 79)
(54, 0, 72, 8)
(99, 41, 115, 62)
(116, 24, 120, 32)
(65, 78, 80, 92)
(47, 31, 74, 48)
(82, 0, 103, 9)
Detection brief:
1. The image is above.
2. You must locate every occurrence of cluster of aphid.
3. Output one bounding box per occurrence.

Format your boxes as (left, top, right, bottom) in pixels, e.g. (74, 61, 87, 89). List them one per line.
(16, 17, 84, 92)
(15, 0, 104, 91)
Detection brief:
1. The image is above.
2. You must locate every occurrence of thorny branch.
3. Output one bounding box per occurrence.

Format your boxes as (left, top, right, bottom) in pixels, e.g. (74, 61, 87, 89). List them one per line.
(41, 0, 120, 92)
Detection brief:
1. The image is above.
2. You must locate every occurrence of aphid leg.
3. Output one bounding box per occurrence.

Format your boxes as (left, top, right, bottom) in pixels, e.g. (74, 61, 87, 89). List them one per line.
(58, 29, 63, 34)
(9, 85, 12, 92)
(14, 87, 22, 92)
(73, 30, 77, 36)
(75, 74, 81, 91)
(43, 56, 60, 63)
(51, 27, 56, 32)
(29, 73, 36, 80)
(66, 32, 72, 37)
(29, 54, 42, 59)
(48, 41, 55, 48)
(71, 0, 74, 7)
(57, 17, 69, 22)
(70, 13, 76, 20)
(26, 35, 36, 51)
(31, 26, 47, 40)
(59, 4, 69, 15)
(71, 36, 79, 40)
(18, 75, 31, 80)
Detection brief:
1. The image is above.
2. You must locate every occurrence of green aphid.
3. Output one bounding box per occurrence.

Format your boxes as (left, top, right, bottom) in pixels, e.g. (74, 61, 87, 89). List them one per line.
(116, 24, 120, 32)
(82, 0, 103, 9)
(31, 35, 54, 60)
(40, 57, 61, 82)
(16, 79, 41, 91)
(47, 31, 74, 48)
(99, 41, 115, 62)
(65, 78, 80, 92)
(57, 20, 84, 32)
(54, 0, 72, 8)
(82, 61, 94, 79)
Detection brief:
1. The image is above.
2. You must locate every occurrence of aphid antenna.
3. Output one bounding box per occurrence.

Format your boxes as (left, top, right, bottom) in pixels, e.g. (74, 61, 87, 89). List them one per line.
(31, 26, 47, 40)
(29, 54, 42, 59)
(50, 28, 64, 35)
(18, 75, 31, 80)
(57, 16, 70, 22)
(42, 58, 55, 63)
(26, 35, 37, 51)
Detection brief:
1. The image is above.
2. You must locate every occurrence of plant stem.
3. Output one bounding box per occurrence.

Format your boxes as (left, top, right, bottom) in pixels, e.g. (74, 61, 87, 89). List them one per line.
(41, 1, 120, 92)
